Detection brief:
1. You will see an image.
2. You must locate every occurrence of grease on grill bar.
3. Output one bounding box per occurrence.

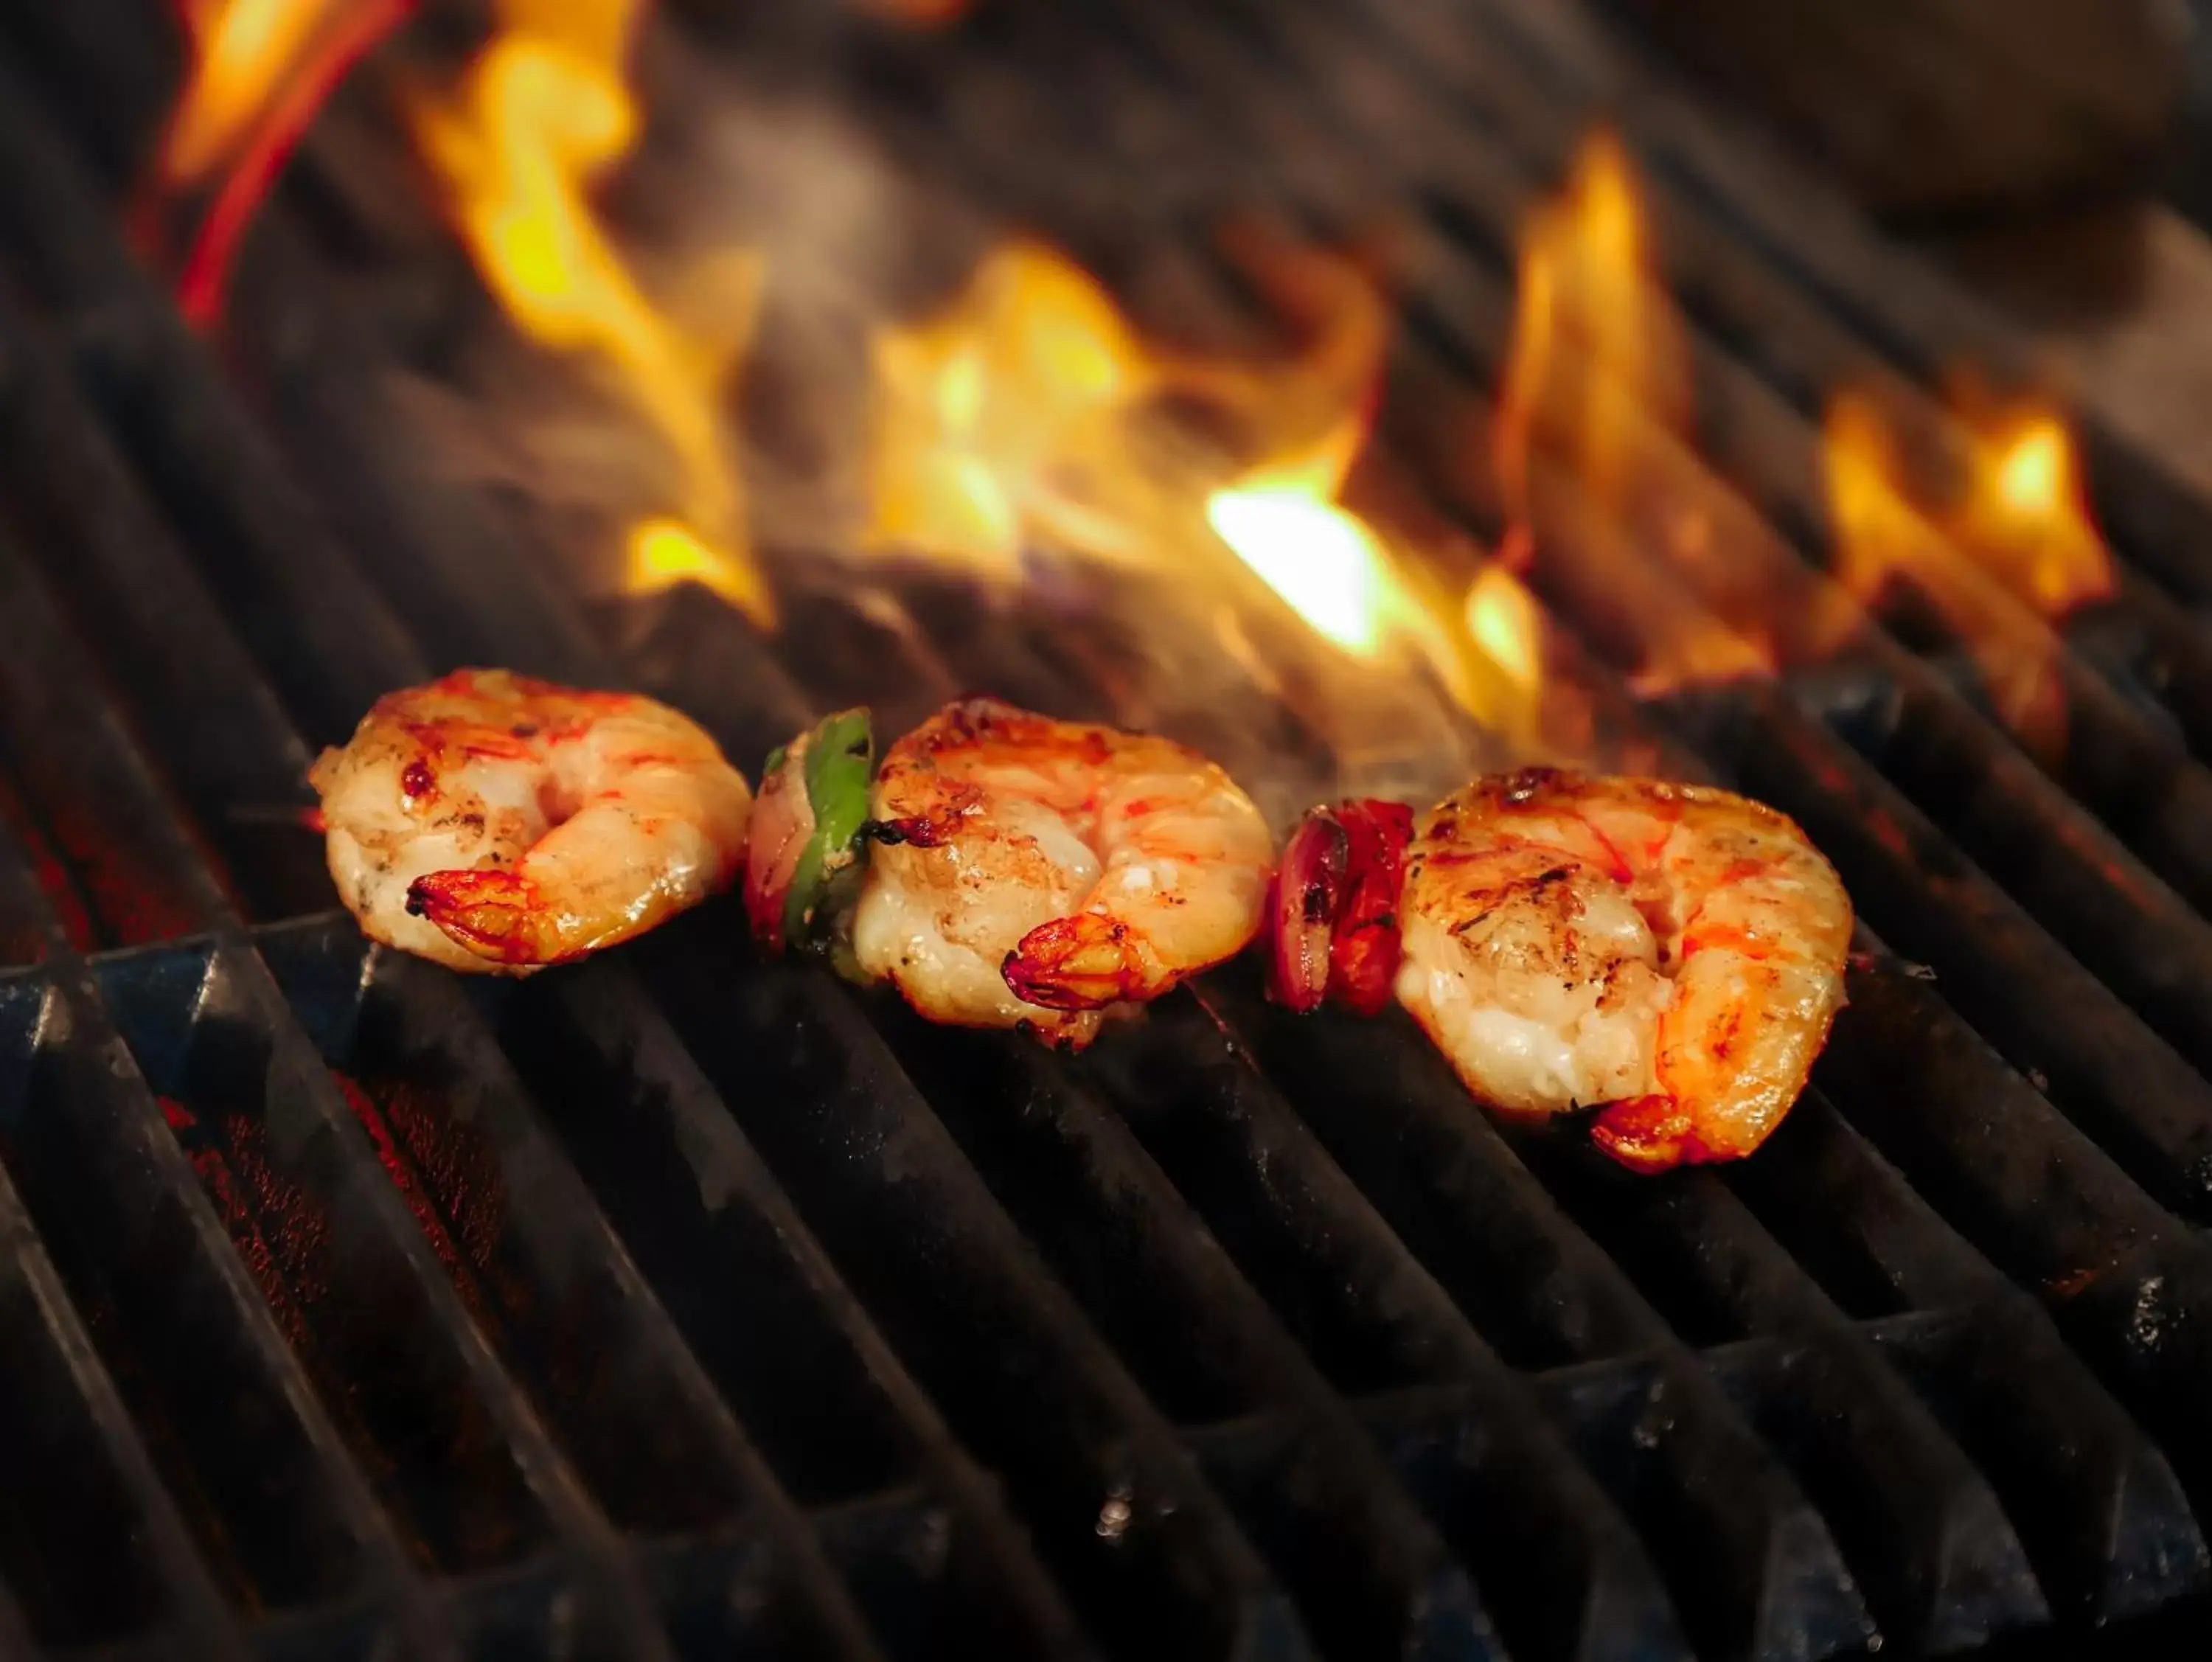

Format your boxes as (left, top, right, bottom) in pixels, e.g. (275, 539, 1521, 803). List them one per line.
(0, 0, 2208, 1658)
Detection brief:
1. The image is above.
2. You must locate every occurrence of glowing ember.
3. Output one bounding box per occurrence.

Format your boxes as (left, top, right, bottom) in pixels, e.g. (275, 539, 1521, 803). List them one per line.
(414, 0, 773, 626)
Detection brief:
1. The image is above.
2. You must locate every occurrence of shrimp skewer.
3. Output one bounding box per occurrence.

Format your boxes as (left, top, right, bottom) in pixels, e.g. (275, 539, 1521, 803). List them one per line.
(1273, 769, 1851, 1170)
(310, 669, 753, 974)
(748, 698, 1275, 1048)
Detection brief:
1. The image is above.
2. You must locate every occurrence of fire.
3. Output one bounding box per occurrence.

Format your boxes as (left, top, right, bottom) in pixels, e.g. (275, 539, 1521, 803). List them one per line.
(150, 0, 418, 324)
(1497, 128, 1688, 526)
(162, 0, 337, 188)
(1464, 564, 1542, 698)
(1822, 389, 2108, 739)
(1489, 128, 1767, 696)
(1206, 409, 1543, 743)
(1206, 430, 1402, 657)
(864, 242, 1169, 577)
(625, 518, 774, 619)
(414, 0, 773, 625)
(1954, 402, 2113, 617)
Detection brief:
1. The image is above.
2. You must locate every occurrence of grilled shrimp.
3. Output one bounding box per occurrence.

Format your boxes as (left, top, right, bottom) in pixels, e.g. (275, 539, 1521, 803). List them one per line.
(1272, 768, 1850, 1169)
(310, 669, 752, 974)
(1394, 769, 1850, 1169)
(750, 698, 1274, 1047)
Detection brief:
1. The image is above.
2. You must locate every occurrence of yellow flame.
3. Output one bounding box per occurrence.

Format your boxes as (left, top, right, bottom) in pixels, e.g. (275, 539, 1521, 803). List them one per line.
(1823, 389, 2100, 744)
(864, 242, 1166, 577)
(1465, 563, 1542, 697)
(1207, 409, 1543, 740)
(162, 0, 340, 187)
(414, 0, 774, 626)
(625, 517, 775, 619)
(1958, 406, 2114, 617)
(1498, 129, 1687, 525)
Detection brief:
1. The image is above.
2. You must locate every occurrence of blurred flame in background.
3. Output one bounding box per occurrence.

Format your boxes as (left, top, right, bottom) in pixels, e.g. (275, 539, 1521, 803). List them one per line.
(162, 0, 337, 185)
(1498, 129, 1690, 528)
(414, 0, 775, 625)
(1823, 389, 2112, 740)
(864, 243, 1169, 577)
(1495, 128, 1770, 694)
(152, 0, 417, 324)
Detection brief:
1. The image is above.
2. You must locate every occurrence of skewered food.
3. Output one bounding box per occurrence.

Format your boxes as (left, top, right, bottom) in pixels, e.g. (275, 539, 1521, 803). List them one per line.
(748, 697, 1274, 1047)
(311, 669, 752, 973)
(1270, 768, 1851, 1171)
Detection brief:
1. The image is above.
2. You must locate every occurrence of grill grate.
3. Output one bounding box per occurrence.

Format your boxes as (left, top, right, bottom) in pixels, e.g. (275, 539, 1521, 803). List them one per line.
(0, 0, 2206, 1657)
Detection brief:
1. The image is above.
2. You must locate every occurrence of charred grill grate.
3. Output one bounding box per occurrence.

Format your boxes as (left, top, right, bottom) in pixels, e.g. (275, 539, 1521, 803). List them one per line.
(0, 0, 2205, 1658)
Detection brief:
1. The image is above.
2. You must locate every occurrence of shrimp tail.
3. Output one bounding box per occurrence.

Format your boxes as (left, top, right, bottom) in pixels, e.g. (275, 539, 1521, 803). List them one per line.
(407, 869, 557, 966)
(1591, 1093, 1716, 1172)
(1004, 915, 1150, 1010)
(1263, 799, 1414, 1016)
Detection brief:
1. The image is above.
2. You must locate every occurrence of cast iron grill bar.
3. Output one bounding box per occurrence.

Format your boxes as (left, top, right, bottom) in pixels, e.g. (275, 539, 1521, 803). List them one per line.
(239, 918, 906, 1660)
(0, 885, 456, 1658)
(0, 537, 712, 1659)
(0, 291, 333, 923)
(0, 1009, 247, 1658)
(458, 945, 1099, 1662)
(0, 851, 305, 1658)
(840, 956, 1670, 1659)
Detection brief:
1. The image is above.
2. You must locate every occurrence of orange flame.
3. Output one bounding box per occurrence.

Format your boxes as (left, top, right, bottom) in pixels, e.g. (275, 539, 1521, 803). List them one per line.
(150, 0, 418, 326)
(1952, 400, 2113, 619)
(1823, 389, 2110, 739)
(1492, 128, 1764, 695)
(864, 242, 1167, 578)
(1498, 129, 1688, 527)
(413, 0, 773, 625)
(162, 0, 339, 187)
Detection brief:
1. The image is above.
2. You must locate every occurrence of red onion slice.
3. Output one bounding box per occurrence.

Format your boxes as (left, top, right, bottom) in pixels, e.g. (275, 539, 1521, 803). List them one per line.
(1265, 809, 1351, 1012)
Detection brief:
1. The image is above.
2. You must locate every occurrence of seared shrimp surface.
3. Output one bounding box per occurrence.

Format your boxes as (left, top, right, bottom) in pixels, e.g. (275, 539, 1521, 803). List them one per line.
(1396, 768, 1850, 1169)
(851, 698, 1273, 1046)
(311, 669, 752, 973)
